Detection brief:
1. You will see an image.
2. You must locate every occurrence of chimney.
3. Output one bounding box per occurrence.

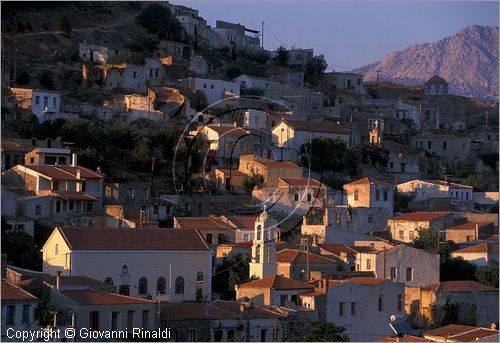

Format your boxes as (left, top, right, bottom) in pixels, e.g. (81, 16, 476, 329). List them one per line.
(71, 153, 78, 167)
(475, 224, 479, 240)
(233, 121, 237, 127)
(76, 169, 81, 180)
(56, 271, 61, 291)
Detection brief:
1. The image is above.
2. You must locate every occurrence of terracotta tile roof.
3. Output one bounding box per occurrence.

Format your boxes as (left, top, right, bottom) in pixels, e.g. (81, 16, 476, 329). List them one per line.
(1, 140, 30, 152)
(56, 227, 210, 251)
(1, 280, 38, 302)
(376, 335, 427, 342)
(329, 277, 386, 288)
(206, 126, 248, 136)
(446, 222, 493, 231)
(422, 281, 498, 293)
(274, 119, 349, 135)
(45, 276, 114, 289)
(389, 212, 451, 221)
(215, 168, 246, 176)
(24, 165, 102, 180)
(345, 176, 390, 186)
(276, 249, 338, 265)
(175, 216, 235, 230)
(61, 289, 155, 305)
(318, 244, 357, 255)
(238, 275, 314, 290)
(423, 180, 472, 189)
(222, 214, 259, 231)
(51, 191, 98, 201)
(453, 242, 499, 254)
(242, 156, 301, 170)
(160, 300, 283, 321)
(424, 324, 498, 341)
(279, 178, 322, 187)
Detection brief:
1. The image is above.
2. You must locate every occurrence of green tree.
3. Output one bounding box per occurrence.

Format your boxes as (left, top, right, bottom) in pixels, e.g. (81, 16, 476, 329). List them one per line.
(441, 257, 477, 282)
(411, 228, 456, 264)
(16, 20, 25, 33)
(1, 229, 35, 269)
(304, 54, 328, 85)
(300, 137, 358, 175)
(463, 174, 486, 191)
(107, 52, 146, 65)
(359, 144, 389, 167)
(273, 46, 289, 67)
(299, 321, 349, 342)
(481, 152, 498, 170)
(25, 21, 34, 32)
(38, 70, 54, 89)
(242, 171, 264, 194)
(59, 16, 72, 36)
(394, 192, 414, 212)
(476, 260, 499, 288)
(136, 3, 183, 41)
(212, 254, 252, 300)
(225, 66, 242, 80)
(16, 71, 30, 85)
(23, 276, 54, 325)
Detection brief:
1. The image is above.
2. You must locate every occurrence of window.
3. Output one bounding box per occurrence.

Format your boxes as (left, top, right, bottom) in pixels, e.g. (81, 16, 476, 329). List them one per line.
(154, 69, 159, 77)
(368, 214, 373, 224)
(35, 96, 40, 105)
(111, 312, 119, 331)
(35, 205, 41, 216)
(399, 230, 405, 240)
(243, 233, 250, 242)
(339, 302, 344, 316)
(138, 277, 148, 296)
(442, 141, 447, 150)
(143, 188, 149, 199)
(206, 233, 213, 244)
(351, 302, 356, 315)
(127, 311, 134, 329)
(69, 201, 74, 211)
(218, 233, 225, 244)
(406, 267, 413, 282)
(142, 310, 149, 328)
(133, 71, 137, 78)
(186, 329, 196, 342)
(52, 181, 59, 191)
(354, 189, 359, 201)
(55, 243, 59, 255)
(149, 68, 153, 77)
(390, 267, 397, 280)
(127, 188, 135, 200)
(427, 141, 432, 149)
(104, 277, 113, 285)
(466, 192, 469, 201)
(227, 330, 235, 341)
(22, 304, 30, 324)
(256, 225, 262, 240)
(196, 288, 203, 301)
(335, 213, 341, 224)
(6, 305, 15, 324)
(157, 277, 166, 295)
(203, 84, 207, 88)
(89, 311, 99, 330)
(260, 329, 267, 342)
(378, 295, 383, 311)
(397, 294, 403, 311)
(214, 330, 223, 342)
(197, 272, 203, 282)
(175, 276, 184, 294)
(307, 193, 312, 202)
(383, 191, 388, 201)
(43, 96, 48, 107)
(294, 193, 299, 201)
(366, 259, 372, 270)
(53, 97, 57, 107)
(409, 231, 415, 241)
(30, 157, 35, 164)
(210, 84, 214, 89)
(375, 189, 380, 201)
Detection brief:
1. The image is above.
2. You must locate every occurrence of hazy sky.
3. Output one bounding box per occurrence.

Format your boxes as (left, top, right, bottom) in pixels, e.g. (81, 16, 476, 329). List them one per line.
(177, 1, 499, 71)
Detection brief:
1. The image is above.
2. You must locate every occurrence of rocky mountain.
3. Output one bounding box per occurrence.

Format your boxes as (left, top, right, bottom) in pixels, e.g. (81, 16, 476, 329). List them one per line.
(352, 25, 499, 101)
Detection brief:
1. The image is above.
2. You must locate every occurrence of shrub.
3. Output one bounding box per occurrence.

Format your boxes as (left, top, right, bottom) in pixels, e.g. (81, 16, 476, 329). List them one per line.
(38, 71, 54, 89)
(243, 171, 264, 194)
(59, 16, 72, 35)
(16, 71, 30, 85)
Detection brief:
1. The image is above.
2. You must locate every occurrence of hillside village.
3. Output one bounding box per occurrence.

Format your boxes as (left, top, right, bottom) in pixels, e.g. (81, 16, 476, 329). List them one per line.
(1, 2, 499, 342)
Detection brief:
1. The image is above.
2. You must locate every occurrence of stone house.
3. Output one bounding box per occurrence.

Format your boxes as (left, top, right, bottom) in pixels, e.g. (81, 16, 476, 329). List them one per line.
(413, 134, 471, 165)
(445, 222, 495, 244)
(406, 281, 498, 328)
(9, 87, 61, 123)
(173, 215, 238, 246)
(375, 244, 440, 287)
(322, 72, 366, 95)
(238, 155, 303, 187)
(469, 128, 499, 154)
(212, 20, 260, 50)
(197, 125, 252, 166)
(383, 140, 428, 183)
(387, 212, 454, 243)
(451, 242, 499, 267)
(243, 109, 293, 130)
(271, 118, 350, 161)
(24, 147, 72, 167)
(1, 280, 38, 340)
(215, 168, 246, 193)
(264, 83, 324, 120)
(1, 140, 29, 171)
(235, 275, 314, 306)
(78, 42, 125, 63)
(344, 177, 394, 217)
(285, 48, 314, 66)
(160, 300, 285, 342)
(276, 249, 340, 281)
(42, 226, 212, 302)
(234, 74, 280, 90)
(397, 179, 473, 203)
(269, 66, 305, 88)
(252, 178, 327, 216)
(318, 244, 378, 273)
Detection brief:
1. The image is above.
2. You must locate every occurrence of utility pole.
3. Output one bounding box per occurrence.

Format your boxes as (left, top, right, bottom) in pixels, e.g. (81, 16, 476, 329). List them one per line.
(261, 21, 264, 50)
(376, 69, 380, 85)
(485, 111, 489, 128)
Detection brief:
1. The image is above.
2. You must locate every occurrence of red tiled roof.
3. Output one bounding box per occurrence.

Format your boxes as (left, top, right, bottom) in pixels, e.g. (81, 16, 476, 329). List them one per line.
(161, 300, 283, 321)
(446, 222, 493, 231)
(318, 244, 357, 255)
(24, 165, 102, 180)
(276, 249, 338, 265)
(389, 212, 451, 221)
(424, 324, 498, 341)
(279, 178, 322, 187)
(175, 216, 235, 230)
(61, 289, 154, 305)
(206, 126, 248, 136)
(329, 277, 386, 288)
(426, 75, 447, 85)
(345, 176, 390, 186)
(377, 335, 427, 342)
(56, 227, 210, 251)
(422, 281, 498, 292)
(453, 242, 499, 254)
(1, 140, 30, 152)
(51, 191, 98, 201)
(238, 275, 314, 290)
(274, 119, 349, 135)
(45, 276, 113, 289)
(222, 214, 259, 231)
(1, 280, 38, 302)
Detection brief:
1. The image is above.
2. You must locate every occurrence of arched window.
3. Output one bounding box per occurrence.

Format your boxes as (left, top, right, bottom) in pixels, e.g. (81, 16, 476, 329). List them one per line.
(104, 277, 113, 285)
(256, 225, 262, 240)
(54, 243, 59, 255)
(157, 277, 166, 295)
(197, 272, 204, 282)
(307, 193, 312, 201)
(294, 193, 299, 201)
(138, 277, 148, 296)
(175, 276, 184, 294)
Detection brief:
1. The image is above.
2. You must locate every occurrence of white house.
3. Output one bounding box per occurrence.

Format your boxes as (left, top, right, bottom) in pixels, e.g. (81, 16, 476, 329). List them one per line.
(181, 78, 240, 107)
(42, 227, 213, 302)
(9, 87, 61, 123)
(451, 242, 499, 267)
(1, 280, 38, 340)
(233, 74, 280, 90)
(387, 212, 454, 243)
(397, 179, 473, 203)
(271, 119, 350, 161)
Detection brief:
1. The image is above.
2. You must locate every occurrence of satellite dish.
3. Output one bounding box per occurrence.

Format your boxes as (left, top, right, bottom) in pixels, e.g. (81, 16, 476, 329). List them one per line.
(390, 315, 397, 322)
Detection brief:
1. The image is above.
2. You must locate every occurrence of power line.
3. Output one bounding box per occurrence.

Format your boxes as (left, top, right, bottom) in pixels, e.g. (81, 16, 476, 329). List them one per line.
(264, 22, 287, 48)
